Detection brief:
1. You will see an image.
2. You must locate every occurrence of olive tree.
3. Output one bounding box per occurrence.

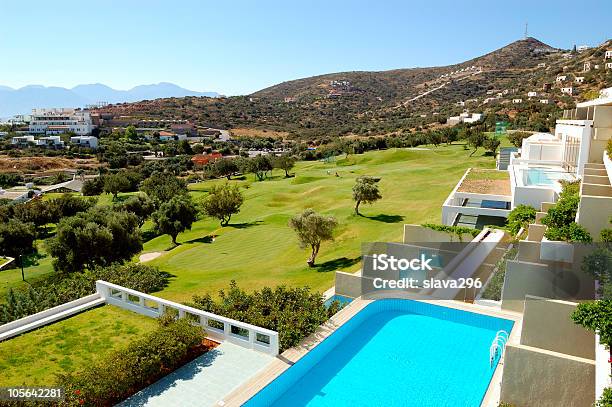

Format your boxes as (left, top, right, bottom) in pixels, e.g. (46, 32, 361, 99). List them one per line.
(200, 183, 243, 226)
(289, 209, 338, 267)
(152, 195, 198, 245)
(273, 155, 296, 178)
(352, 176, 382, 215)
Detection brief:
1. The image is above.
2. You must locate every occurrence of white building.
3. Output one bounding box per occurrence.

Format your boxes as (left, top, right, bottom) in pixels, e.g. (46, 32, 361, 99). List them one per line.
(577, 45, 589, 52)
(575, 76, 585, 84)
(556, 75, 567, 82)
(29, 108, 94, 136)
(537, 63, 546, 68)
(442, 87, 612, 227)
(446, 112, 483, 125)
(512, 98, 523, 104)
(605, 50, 612, 59)
(583, 62, 591, 72)
(606, 62, 612, 70)
(527, 91, 538, 98)
(561, 87, 574, 95)
(11, 135, 35, 146)
(70, 136, 98, 150)
(36, 136, 64, 148)
(539, 99, 552, 104)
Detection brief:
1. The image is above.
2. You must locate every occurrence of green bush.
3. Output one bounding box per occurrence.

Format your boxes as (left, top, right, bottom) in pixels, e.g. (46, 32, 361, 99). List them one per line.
(190, 281, 338, 351)
(506, 205, 536, 236)
(596, 387, 612, 407)
(57, 316, 206, 407)
(0, 263, 168, 324)
(421, 223, 479, 241)
(571, 299, 612, 346)
(542, 181, 592, 242)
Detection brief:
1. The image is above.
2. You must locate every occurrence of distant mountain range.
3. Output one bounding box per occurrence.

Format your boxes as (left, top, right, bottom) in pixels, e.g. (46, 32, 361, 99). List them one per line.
(0, 83, 219, 117)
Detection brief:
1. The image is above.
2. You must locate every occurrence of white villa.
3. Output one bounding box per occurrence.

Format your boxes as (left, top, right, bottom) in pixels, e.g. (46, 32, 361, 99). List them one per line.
(70, 135, 98, 149)
(446, 112, 483, 125)
(442, 87, 612, 234)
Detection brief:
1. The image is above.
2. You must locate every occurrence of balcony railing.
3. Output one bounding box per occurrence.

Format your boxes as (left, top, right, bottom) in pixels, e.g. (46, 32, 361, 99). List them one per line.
(95, 280, 279, 355)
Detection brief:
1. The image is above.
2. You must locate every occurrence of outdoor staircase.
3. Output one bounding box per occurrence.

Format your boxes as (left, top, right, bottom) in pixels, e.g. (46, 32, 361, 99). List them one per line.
(497, 147, 518, 170)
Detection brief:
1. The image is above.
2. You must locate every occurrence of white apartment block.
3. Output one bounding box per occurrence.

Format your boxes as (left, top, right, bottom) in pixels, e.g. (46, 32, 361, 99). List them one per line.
(606, 62, 612, 70)
(556, 75, 567, 82)
(561, 87, 574, 95)
(512, 98, 523, 104)
(605, 50, 612, 59)
(575, 76, 585, 84)
(583, 62, 591, 72)
(527, 91, 537, 98)
(29, 108, 94, 136)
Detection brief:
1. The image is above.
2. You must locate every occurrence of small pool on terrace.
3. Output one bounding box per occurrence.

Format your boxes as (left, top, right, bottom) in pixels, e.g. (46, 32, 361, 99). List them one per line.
(523, 167, 575, 186)
(245, 299, 513, 407)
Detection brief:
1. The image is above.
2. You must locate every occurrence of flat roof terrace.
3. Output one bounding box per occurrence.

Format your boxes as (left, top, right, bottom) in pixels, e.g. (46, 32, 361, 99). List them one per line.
(442, 168, 512, 227)
(457, 169, 511, 196)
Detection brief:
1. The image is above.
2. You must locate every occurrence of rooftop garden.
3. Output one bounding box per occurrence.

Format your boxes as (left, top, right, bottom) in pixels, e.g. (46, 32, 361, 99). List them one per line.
(457, 168, 511, 196)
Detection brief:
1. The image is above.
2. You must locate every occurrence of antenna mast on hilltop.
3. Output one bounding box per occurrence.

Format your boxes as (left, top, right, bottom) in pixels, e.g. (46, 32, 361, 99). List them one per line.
(524, 22, 528, 39)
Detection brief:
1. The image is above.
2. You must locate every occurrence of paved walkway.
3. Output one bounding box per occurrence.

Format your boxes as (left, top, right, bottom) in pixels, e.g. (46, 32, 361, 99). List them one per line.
(119, 342, 274, 407)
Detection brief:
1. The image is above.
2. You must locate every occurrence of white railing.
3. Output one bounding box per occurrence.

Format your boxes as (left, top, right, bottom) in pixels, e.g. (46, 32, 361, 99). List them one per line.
(95, 280, 279, 356)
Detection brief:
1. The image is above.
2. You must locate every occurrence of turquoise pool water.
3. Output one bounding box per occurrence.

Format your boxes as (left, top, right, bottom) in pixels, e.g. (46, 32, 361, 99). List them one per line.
(324, 294, 353, 308)
(525, 167, 574, 186)
(245, 299, 513, 407)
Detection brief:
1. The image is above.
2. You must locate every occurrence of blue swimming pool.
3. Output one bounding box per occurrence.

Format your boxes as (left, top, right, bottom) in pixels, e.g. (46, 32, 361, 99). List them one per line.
(245, 299, 513, 407)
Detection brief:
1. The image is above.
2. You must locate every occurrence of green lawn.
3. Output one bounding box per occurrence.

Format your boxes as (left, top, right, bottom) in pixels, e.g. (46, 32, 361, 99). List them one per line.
(0, 305, 157, 386)
(0, 143, 501, 387)
(143, 144, 499, 302)
(0, 245, 55, 299)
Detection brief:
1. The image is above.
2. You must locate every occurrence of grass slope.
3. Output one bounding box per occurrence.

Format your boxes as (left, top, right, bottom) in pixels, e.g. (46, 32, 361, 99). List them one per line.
(144, 145, 498, 302)
(0, 305, 156, 386)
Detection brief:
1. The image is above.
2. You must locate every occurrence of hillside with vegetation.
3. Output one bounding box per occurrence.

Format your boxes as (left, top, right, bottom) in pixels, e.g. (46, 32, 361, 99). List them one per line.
(90, 38, 612, 139)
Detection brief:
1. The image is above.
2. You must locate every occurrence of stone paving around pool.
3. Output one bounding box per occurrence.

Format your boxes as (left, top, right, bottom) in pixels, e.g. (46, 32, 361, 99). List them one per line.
(118, 342, 274, 407)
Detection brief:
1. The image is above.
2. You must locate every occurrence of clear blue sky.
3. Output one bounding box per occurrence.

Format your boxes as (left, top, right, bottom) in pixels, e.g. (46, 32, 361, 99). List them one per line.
(1, 0, 610, 95)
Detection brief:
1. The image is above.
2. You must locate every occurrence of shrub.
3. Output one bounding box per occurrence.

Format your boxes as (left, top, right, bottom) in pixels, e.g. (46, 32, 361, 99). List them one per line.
(541, 181, 592, 242)
(190, 281, 338, 351)
(57, 316, 206, 406)
(0, 263, 168, 324)
(506, 205, 536, 236)
(421, 223, 479, 241)
(572, 299, 612, 346)
(596, 387, 612, 407)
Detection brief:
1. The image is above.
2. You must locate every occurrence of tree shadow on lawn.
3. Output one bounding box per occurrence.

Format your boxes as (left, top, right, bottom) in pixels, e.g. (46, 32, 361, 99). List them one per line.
(314, 256, 361, 273)
(228, 220, 263, 229)
(142, 230, 161, 243)
(20, 251, 47, 268)
(364, 214, 405, 223)
(182, 235, 216, 245)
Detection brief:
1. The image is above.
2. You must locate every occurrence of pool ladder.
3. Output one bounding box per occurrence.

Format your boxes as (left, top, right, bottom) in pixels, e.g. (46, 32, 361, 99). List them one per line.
(489, 330, 509, 367)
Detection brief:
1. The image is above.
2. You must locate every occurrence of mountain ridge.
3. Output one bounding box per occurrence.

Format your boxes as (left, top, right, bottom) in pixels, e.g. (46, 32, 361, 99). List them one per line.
(0, 83, 219, 117)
